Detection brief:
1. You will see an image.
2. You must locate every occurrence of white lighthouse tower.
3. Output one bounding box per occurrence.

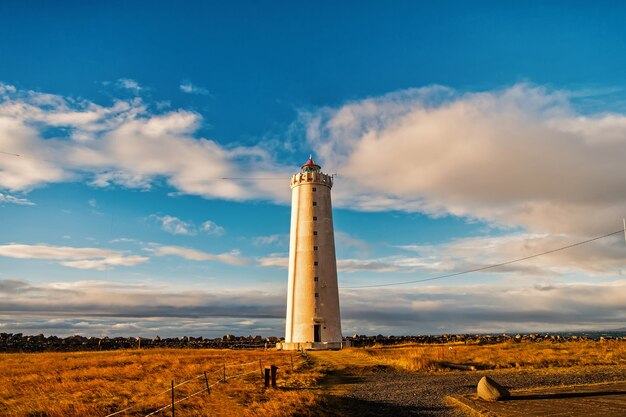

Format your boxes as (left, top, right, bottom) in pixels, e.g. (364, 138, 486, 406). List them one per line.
(278, 156, 345, 350)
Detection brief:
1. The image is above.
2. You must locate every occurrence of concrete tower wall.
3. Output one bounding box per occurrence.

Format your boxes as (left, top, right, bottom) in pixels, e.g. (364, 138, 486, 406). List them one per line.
(282, 169, 344, 350)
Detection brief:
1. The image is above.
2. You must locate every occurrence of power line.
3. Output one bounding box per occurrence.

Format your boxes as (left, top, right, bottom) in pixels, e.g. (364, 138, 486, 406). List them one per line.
(341, 228, 625, 289)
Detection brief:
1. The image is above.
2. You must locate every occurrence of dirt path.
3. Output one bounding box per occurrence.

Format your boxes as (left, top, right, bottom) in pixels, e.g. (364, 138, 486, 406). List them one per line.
(308, 351, 626, 417)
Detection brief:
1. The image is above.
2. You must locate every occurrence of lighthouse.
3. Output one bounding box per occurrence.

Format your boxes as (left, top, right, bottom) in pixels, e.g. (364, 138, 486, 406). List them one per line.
(278, 156, 346, 350)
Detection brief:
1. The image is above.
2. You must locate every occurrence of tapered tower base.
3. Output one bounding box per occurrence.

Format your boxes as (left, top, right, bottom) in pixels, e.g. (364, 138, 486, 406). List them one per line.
(276, 341, 350, 351)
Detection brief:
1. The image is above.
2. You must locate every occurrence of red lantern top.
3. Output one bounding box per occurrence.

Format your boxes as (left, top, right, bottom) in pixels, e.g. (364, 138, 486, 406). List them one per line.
(301, 155, 321, 172)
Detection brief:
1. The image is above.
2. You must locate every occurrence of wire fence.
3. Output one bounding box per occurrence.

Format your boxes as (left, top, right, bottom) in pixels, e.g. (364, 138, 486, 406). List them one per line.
(103, 357, 299, 417)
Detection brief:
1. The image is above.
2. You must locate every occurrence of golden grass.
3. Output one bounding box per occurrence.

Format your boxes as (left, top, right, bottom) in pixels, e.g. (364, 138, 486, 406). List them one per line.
(2, 340, 624, 416)
(0, 348, 322, 417)
(350, 340, 626, 372)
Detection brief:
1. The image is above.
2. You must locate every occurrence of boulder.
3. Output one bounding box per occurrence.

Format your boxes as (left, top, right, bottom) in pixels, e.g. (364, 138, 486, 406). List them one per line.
(477, 376, 510, 401)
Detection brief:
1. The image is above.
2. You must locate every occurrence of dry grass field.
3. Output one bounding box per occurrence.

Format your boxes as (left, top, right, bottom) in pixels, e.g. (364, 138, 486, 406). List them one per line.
(1, 340, 624, 417)
(351, 340, 626, 372)
(0, 348, 323, 417)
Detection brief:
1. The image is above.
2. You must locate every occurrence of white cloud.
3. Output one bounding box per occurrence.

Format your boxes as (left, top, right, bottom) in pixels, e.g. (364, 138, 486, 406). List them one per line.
(0, 82, 292, 201)
(60, 256, 149, 270)
(153, 245, 250, 266)
(0, 116, 69, 189)
(179, 80, 211, 96)
(0, 192, 35, 205)
(90, 171, 153, 189)
(200, 220, 224, 236)
(0, 84, 16, 95)
(149, 215, 224, 236)
(396, 232, 626, 277)
(109, 237, 139, 244)
(116, 78, 142, 93)
(306, 84, 626, 238)
(88, 198, 97, 208)
(0, 243, 148, 270)
(253, 234, 287, 246)
(151, 215, 197, 236)
(257, 256, 288, 268)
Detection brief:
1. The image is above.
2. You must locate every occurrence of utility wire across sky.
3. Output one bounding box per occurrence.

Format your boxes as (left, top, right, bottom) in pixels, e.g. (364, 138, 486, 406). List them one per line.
(341, 228, 626, 289)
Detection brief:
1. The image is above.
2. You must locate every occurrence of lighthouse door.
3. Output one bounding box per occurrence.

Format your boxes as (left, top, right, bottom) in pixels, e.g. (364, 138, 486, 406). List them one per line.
(314, 325, 321, 342)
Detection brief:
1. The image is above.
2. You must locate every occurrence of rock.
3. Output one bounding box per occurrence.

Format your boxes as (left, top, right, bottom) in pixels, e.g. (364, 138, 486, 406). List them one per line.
(477, 376, 510, 401)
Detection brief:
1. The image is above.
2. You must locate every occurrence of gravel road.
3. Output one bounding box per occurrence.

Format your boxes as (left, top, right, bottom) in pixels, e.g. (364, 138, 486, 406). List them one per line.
(314, 364, 626, 416)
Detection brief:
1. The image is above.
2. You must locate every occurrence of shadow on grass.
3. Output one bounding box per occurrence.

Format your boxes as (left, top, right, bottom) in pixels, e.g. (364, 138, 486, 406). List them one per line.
(315, 394, 442, 417)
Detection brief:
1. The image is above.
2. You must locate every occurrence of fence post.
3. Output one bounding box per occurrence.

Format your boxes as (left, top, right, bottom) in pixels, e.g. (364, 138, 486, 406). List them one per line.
(270, 365, 278, 388)
(204, 371, 210, 396)
(264, 365, 278, 388)
(171, 380, 175, 417)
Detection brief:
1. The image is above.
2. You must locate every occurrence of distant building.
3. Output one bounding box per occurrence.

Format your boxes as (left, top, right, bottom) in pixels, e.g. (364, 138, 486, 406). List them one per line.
(277, 156, 346, 350)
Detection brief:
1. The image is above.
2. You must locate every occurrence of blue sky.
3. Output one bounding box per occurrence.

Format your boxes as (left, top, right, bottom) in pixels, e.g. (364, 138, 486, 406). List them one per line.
(1, 1, 626, 337)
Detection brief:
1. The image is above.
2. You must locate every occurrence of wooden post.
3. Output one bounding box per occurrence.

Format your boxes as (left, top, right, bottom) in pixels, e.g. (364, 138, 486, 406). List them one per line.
(259, 359, 263, 378)
(171, 380, 175, 417)
(270, 365, 278, 388)
(264, 366, 271, 387)
(204, 371, 210, 396)
(290, 353, 294, 373)
(264, 365, 278, 388)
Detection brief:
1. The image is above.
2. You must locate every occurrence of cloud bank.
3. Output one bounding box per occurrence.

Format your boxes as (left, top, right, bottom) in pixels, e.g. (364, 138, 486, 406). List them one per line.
(3, 81, 626, 241)
(152, 245, 250, 266)
(0, 243, 251, 270)
(0, 83, 292, 202)
(1, 278, 624, 337)
(305, 84, 626, 239)
(0, 244, 148, 270)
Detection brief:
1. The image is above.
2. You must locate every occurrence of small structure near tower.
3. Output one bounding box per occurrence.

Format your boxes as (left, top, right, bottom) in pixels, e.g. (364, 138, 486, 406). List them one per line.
(277, 156, 347, 350)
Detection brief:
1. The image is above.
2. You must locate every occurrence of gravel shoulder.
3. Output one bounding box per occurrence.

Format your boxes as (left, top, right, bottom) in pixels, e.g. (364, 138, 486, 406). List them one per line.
(308, 354, 626, 417)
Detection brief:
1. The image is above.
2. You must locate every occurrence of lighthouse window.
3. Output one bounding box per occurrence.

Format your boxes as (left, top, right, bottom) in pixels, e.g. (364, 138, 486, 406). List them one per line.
(314, 246, 318, 251)
(312, 187, 316, 192)
(314, 261, 318, 266)
(314, 293, 319, 298)
(313, 231, 317, 235)
(312, 201, 317, 206)
(313, 216, 317, 221)
(314, 277, 319, 282)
